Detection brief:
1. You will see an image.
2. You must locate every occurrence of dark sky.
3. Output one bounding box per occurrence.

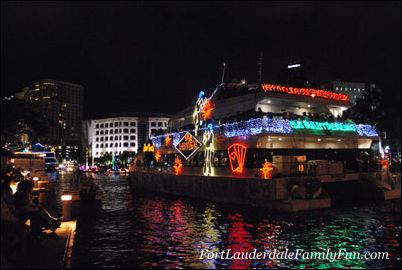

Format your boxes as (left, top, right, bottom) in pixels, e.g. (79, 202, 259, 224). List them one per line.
(1, 2, 401, 119)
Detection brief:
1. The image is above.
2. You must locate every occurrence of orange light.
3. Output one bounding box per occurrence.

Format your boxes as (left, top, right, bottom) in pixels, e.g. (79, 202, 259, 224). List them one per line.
(165, 136, 172, 146)
(298, 164, 305, 172)
(155, 151, 161, 162)
(61, 194, 72, 201)
(173, 157, 183, 175)
(261, 83, 349, 102)
(227, 143, 247, 173)
(10, 159, 15, 163)
(202, 99, 214, 120)
(260, 159, 273, 180)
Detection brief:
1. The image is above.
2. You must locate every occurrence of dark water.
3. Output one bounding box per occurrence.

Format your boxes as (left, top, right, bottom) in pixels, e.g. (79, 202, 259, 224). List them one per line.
(52, 173, 400, 269)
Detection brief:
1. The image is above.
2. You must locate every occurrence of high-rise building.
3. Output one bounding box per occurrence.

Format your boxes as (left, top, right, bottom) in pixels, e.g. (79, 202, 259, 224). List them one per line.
(321, 81, 366, 105)
(15, 79, 84, 159)
(83, 113, 171, 158)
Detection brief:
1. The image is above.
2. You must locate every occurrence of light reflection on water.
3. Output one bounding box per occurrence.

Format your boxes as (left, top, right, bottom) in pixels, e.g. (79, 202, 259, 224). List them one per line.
(53, 173, 400, 269)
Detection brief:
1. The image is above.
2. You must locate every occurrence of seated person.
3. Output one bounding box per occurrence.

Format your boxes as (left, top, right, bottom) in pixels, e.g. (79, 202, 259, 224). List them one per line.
(13, 180, 61, 235)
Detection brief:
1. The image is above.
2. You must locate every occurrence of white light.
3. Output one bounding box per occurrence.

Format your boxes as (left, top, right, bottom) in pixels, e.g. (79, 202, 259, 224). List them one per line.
(61, 194, 72, 201)
(278, 138, 282, 141)
(32, 177, 39, 181)
(317, 139, 321, 142)
(267, 100, 271, 104)
(241, 79, 246, 84)
(337, 139, 342, 142)
(287, 64, 301, 69)
(307, 104, 311, 108)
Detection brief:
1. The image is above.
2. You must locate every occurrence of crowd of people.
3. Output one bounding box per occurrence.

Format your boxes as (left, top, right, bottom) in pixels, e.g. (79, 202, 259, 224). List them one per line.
(1, 164, 61, 267)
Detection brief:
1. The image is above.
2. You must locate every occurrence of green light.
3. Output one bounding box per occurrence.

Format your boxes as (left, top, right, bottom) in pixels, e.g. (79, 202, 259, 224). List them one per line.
(290, 120, 356, 132)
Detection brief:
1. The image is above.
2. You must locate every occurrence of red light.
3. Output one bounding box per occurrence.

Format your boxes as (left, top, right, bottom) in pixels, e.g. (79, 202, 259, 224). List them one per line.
(227, 143, 247, 173)
(261, 83, 349, 102)
(202, 99, 214, 120)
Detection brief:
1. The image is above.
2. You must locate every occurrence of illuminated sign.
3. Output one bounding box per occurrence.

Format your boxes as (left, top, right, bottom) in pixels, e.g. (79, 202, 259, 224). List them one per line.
(261, 83, 349, 102)
(175, 132, 202, 159)
(227, 143, 247, 173)
(260, 159, 273, 180)
(173, 157, 183, 175)
(289, 120, 356, 132)
(143, 143, 155, 152)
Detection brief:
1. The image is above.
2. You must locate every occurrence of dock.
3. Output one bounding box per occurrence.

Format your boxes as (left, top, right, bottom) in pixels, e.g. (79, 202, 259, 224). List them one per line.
(29, 220, 77, 269)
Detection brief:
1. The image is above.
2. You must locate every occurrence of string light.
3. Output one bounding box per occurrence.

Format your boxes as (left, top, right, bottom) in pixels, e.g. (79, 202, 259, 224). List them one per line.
(261, 83, 349, 101)
(355, 124, 379, 137)
(173, 157, 183, 175)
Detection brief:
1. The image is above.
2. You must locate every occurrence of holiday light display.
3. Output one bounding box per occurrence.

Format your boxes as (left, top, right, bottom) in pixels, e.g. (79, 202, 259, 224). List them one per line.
(223, 118, 292, 138)
(227, 143, 247, 173)
(143, 143, 155, 152)
(261, 83, 349, 102)
(175, 132, 202, 159)
(289, 120, 356, 132)
(260, 159, 273, 180)
(173, 157, 183, 175)
(155, 150, 161, 162)
(165, 136, 172, 146)
(355, 124, 379, 137)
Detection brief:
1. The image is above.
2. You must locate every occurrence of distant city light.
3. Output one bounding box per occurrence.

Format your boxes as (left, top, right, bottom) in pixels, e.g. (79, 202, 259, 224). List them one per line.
(287, 64, 301, 69)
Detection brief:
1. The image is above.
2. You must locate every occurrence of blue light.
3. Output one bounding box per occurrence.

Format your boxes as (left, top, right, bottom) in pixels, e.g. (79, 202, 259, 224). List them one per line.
(198, 91, 205, 99)
(356, 124, 378, 137)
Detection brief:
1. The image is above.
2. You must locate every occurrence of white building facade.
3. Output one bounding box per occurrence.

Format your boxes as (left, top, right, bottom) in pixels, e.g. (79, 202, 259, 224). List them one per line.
(85, 114, 170, 158)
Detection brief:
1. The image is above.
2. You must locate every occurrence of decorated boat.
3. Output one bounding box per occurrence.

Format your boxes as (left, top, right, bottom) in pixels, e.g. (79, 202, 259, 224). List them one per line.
(128, 82, 394, 211)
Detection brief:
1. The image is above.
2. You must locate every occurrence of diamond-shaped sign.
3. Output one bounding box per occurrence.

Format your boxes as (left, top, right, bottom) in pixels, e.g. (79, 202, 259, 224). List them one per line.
(174, 132, 202, 160)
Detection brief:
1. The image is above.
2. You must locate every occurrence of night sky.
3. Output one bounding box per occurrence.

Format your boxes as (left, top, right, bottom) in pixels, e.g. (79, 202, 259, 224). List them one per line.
(1, 2, 401, 119)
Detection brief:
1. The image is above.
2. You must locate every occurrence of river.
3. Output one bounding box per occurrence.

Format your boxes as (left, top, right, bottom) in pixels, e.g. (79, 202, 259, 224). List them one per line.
(50, 172, 400, 269)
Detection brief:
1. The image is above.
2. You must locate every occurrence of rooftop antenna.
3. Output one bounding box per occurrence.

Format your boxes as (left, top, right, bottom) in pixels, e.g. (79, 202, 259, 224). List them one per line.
(258, 52, 263, 83)
(220, 62, 226, 85)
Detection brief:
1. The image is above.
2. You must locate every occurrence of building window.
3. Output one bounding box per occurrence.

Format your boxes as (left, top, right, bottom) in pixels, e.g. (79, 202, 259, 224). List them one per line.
(124, 136, 128, 140)
(96, 137, 99, 142)
(110, 129, 113, 134)
(158, 122, 163, 127)
(119, 136, 122, 140)
(130, 142, 135, 147)
(110, 136, 113, 141)
(96, 152, 98, 155)
(164, 122, 167, 127)
(100, 137, 104, 141)
(100, 124, 104, 128)
(130, 135, 136, 140)
(123, 129, 128, 133)
(100, 131, 104, 135)
(151, 122, 156, 127)
(124, 122, 128, 126)
(100, 144, 104, 148)
(119, 143, 121, 147)
(151, 129, 157, 134)
(115, 129, 118, 133)
(105, 143, 108, 148)
(119, 122, 122, 127)
(115, 136, 118, 140)
(96, 131, 99, 135)
(115, 143, 118, 147)
(130, 122, 136, 126)
(123, 142, 128, 147)
(105, 137, 108, 141)
(130, 129, 136, 133)
(96, 144, 99, 148)
(114, 122, 118, 127)
(105, 123, 109, 128)
(105, 130, 108, 134)
(95, 124, 99, 128)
